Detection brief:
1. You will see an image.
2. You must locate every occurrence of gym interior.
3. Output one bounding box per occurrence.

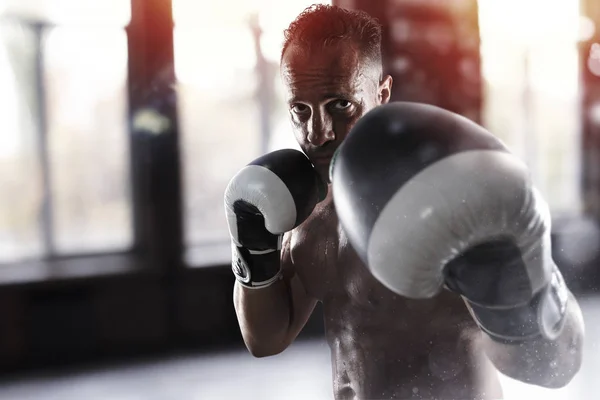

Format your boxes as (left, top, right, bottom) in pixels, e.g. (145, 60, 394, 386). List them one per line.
(1, 0, 600, 399)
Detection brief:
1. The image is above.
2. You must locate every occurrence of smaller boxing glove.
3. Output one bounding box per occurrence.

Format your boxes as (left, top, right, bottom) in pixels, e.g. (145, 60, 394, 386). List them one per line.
(225, 149, 326, 288)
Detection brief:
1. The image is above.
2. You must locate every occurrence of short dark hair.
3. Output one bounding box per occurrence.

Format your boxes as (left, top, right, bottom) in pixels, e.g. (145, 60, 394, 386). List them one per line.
(281, 4, 382, 69)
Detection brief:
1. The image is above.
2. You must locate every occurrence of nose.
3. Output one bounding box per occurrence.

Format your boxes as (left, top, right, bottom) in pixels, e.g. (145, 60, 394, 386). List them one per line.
(307, 112, 335, 147)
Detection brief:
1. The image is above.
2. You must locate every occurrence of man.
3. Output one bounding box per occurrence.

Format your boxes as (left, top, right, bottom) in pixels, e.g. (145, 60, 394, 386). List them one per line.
(224, 5, 584, 399)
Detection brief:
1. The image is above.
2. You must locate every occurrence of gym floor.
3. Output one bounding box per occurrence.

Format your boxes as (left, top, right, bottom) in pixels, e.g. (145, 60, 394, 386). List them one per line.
(0, 295, 597, 400)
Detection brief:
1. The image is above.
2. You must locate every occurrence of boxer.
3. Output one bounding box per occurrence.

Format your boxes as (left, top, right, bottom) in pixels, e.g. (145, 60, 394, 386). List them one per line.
(224, 5, 584, 399)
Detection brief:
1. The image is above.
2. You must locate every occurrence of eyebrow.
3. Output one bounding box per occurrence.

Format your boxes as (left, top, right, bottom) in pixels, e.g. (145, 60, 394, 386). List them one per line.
(288, 93, 354, 105)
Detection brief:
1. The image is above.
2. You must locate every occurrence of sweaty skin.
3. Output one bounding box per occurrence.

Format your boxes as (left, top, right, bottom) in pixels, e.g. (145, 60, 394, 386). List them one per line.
(277, 42, 503, 399)
(288, 190, 503, 399)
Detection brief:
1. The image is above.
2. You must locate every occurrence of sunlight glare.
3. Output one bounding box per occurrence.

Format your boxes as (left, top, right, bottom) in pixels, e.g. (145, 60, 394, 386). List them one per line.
(0, 32, 20, 159)
(478, 0, 580, 96)
(172, 0, 331, 86)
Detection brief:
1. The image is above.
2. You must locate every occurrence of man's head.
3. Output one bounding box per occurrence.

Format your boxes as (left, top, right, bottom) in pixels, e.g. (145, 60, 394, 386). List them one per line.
(280, 4, 393, 182)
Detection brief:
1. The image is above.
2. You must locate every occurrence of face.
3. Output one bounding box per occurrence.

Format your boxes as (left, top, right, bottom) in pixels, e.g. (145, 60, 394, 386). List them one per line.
(281, 42, 392, 182)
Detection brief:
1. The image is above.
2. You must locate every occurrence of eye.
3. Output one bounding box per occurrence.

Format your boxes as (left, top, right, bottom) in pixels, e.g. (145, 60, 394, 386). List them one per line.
(330, 99, 353, 112)
(291, 104, 310, 115)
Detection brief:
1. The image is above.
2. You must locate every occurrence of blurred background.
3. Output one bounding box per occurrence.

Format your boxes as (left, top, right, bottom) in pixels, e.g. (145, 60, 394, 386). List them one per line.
(0, 0, 599, 398)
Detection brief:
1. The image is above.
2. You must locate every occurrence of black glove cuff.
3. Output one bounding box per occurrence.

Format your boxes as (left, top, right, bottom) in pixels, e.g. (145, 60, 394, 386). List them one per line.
(231, 245, 283, 289)
(467, 266, 569, 344)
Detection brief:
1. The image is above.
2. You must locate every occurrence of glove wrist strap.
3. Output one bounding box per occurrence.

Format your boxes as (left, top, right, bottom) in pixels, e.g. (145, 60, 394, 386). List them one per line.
(467, 266, 569, 344)
(231, 242, 283, 289)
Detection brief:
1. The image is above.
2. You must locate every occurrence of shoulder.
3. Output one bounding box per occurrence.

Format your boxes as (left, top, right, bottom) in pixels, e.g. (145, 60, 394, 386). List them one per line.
(281, 202, 338, 259)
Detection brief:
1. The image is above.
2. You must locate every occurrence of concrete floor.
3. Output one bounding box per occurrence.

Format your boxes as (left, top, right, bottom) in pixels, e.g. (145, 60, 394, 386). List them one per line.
(0, 295, 599, 400)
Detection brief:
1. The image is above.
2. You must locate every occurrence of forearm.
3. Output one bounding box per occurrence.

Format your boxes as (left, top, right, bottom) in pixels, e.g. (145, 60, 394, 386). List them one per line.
(233, 278, 292, 356)
(480, 291, 584, 388)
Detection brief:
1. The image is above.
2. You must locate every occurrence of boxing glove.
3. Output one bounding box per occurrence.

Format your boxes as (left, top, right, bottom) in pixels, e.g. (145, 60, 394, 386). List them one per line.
(225, 149, 326, 288)
(330, 102, 569, 343)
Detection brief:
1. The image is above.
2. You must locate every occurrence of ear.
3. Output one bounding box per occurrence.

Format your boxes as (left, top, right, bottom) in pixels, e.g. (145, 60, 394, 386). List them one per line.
(378, 75, 393, 105)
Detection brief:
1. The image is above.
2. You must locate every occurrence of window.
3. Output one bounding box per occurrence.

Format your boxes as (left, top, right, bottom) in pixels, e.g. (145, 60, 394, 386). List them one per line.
(0, 1, 132, 264)
(0, 22, 42, 263)
(44, 27, 131, 254)
(478, 0, 582, 216)
(174, 0, 330, 266)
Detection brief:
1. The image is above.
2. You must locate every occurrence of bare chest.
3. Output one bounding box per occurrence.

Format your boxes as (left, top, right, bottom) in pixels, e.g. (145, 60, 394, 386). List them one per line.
(288, 205, 491, 398)
(289, 206, 419, 312)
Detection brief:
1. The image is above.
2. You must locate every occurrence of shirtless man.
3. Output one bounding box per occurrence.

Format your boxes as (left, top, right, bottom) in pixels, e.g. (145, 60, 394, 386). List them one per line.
(224, 5, 584, 399)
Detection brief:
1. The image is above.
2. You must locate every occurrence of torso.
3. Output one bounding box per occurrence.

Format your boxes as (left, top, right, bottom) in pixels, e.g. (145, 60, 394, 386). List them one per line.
(288, 194, 503, 400)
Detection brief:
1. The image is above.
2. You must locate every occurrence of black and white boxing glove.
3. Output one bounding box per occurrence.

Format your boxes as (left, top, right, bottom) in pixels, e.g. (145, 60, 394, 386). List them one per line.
(225, 149, 326, 288)
(331, 102, 569, 343)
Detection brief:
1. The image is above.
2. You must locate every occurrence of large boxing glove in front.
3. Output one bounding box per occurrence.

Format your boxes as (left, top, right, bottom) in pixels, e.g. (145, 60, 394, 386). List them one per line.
(330, 102, 569, 343)
(225, 149, 326, 288)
